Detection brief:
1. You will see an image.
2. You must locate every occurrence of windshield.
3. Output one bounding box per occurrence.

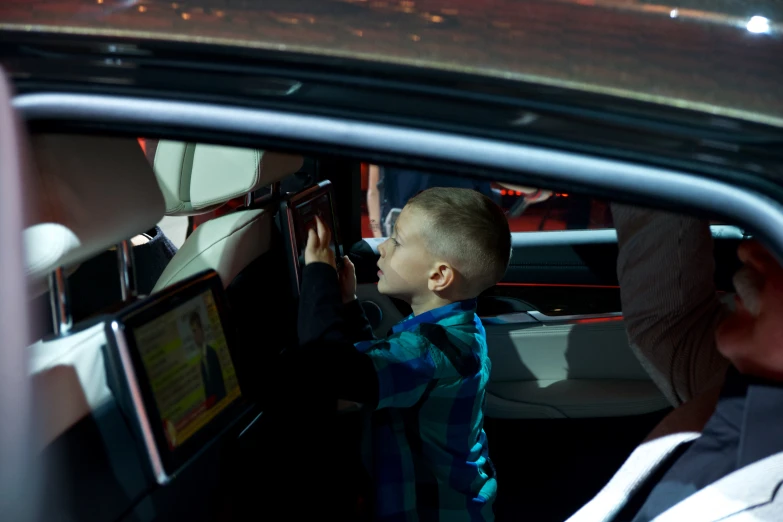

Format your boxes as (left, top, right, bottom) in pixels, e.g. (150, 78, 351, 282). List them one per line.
(2, 0, 782, 126)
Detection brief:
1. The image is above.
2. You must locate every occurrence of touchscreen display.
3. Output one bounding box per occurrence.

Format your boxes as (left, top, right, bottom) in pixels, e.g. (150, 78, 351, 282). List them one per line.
(132, 290, 241, 451)
(292, 192, 339, 266)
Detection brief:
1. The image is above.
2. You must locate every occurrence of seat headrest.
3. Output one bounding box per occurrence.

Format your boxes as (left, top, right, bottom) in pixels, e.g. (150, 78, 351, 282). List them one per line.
(24, 223, 80, 297)
(152, 141, 304, 216)
(25, 134, 165, 292)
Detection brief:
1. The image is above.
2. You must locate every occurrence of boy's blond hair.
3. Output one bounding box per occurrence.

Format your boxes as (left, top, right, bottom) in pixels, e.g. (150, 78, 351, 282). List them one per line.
(407, 187, 512, 297)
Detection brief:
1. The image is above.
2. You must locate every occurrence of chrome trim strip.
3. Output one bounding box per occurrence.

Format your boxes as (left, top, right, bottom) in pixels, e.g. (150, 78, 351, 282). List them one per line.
(48, 266, 72, 336)
(482, 311, 622, 324)
(527, 311, 623, 323)
(509, 225, 743, 247)
(481, 312, 539, 325)
(14, 93, 783, 259)
(238, 412, 263, 439)
(110, 321, 170, 485)
(116, 239, 137, 301)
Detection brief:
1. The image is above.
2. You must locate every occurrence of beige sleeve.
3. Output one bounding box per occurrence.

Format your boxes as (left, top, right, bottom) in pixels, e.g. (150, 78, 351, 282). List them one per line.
(612, 204, 730, 406)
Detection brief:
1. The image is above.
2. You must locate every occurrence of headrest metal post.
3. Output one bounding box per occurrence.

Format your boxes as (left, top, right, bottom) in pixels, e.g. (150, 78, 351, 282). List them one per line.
(49, 267, 72, 337)
(271, 181, 281, 197)
(117, 239, 138, 301)
(244, 192, 253, 208)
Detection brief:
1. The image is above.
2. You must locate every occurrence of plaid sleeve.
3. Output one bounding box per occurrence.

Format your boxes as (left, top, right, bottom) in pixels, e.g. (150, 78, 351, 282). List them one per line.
(357, 332, 448, 409)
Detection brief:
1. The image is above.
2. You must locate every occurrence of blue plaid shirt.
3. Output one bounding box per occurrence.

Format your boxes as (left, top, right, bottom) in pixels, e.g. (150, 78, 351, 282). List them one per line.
(355, 299, 496, 521)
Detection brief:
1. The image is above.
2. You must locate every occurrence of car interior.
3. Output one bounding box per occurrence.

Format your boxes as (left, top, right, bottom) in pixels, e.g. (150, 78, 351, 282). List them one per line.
(1, 0, 782, 515)
(16, 124, 752, 522)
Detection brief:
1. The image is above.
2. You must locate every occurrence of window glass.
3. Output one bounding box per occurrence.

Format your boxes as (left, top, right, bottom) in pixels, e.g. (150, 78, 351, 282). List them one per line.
(362, 164, 613, 237)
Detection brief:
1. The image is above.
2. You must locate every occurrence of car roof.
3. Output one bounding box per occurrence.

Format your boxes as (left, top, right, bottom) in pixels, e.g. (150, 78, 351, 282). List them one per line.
(1, 0, 782, 127)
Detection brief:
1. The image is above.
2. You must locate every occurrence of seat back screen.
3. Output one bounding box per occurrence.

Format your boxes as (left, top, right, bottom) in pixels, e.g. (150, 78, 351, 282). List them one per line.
(292, 192, 340, 266)
(131, 289, 241, 450)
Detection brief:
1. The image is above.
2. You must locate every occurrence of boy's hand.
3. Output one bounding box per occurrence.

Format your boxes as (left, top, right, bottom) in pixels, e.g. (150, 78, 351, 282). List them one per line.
(304, 216, 336, 269)
(339, 256, 357, 303)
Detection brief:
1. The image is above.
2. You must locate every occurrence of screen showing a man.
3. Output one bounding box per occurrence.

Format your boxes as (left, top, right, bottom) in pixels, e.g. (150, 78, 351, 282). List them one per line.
(189, 311, 227, 406)
(132, 290, 241, 451)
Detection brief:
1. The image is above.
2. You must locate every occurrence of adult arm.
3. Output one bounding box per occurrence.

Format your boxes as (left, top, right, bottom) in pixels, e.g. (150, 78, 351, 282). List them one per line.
(612, 204, 730, 405)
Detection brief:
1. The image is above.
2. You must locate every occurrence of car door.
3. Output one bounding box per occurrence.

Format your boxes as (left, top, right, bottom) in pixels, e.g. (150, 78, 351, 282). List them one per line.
(0, 67, 37, 521)
(354, 169, 744, 521)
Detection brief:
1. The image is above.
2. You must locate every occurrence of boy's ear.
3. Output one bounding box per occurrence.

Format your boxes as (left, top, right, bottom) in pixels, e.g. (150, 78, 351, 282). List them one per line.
(428, 262, 455, 293)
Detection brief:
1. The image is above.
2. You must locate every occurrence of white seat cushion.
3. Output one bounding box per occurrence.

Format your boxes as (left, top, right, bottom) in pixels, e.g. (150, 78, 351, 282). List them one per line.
(28, 134, 165, 269)
(153, 209, 272, 291)
(29, 322, 112, 450)
(153, 142, 303, 215)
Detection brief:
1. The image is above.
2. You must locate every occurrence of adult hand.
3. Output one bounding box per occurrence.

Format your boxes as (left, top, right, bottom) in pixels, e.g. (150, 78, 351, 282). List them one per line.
(498, 183, 553, 205)
(304, 216, 336, 269)
(716, 240, 783, 381)
(339, 256, 357, 303)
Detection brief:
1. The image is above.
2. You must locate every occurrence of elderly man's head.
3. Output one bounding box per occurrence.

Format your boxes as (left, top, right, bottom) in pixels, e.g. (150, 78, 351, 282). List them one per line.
(717, 240, 783, 381)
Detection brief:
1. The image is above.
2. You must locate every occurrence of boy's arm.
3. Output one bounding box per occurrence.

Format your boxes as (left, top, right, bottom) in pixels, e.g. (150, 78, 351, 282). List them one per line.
(298, 262, 375, 344)
(297, 262, 351, 345)
(342, 299, 376, 343)
(289, 263, 439, 410)
(283, 262, 379, 406)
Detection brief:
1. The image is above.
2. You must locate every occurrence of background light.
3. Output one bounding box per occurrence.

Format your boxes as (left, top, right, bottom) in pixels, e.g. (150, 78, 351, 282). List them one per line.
(747, 15, 770, 34)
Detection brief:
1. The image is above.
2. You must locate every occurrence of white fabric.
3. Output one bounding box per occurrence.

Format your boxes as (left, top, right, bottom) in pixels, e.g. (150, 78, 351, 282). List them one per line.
(653, 451, 783, 521)
(565, 433, 701, 522)
(567, 435, 783, 522)
(153, 209, 271, 291)
(28, 322, 112, 451)
(153, 141, 303, 215)
(26, 134, 165, 270)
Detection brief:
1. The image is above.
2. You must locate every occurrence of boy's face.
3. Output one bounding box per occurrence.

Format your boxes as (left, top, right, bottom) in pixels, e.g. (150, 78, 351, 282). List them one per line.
(376, 206, 436, 302)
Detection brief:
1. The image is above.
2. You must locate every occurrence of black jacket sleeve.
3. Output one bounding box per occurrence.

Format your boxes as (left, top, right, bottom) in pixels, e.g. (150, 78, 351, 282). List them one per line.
(279, 262, 378, 408)
(297, 262, 375, 345)
(342, 300, 376, 343)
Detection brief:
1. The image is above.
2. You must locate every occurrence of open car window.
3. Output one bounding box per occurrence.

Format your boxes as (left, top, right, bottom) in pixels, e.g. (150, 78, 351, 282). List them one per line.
(362, 163, 614, 238)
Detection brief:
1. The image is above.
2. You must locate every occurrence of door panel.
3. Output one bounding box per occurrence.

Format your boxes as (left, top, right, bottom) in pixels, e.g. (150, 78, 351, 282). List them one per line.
(482, 225, 742, 420)
(484, 316, 669, 418)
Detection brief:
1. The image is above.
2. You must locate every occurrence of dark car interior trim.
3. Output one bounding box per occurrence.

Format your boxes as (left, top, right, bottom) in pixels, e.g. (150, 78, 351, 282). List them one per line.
(14, 92, 783, 266)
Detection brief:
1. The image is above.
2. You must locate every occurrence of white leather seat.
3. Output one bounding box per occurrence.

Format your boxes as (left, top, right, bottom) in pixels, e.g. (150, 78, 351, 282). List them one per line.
(151, 141, 303, 292)
(24, 135, 165, 450)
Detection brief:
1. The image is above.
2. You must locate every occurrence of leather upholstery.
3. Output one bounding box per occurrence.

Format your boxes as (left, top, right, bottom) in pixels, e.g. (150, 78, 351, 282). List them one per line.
(25, 135, 164, 450)
(153, 141, 303, 215)
(29, 322, 111, 451)
(153, 143, 302, 290)
(24, 223, 80, 298)
(153, 209, 271, 291)
(24, 134, 165, 294)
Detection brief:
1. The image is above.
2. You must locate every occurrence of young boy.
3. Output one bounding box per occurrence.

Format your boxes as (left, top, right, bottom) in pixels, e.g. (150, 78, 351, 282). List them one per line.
(270, 187, 510, 521)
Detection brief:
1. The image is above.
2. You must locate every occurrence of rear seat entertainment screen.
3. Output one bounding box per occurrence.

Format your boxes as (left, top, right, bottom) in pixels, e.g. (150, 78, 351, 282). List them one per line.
(292, 192, 340, 265)
(281, 180, 343, 294)
(108, 270, 249, 484)
(132, 289, 241, 450)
